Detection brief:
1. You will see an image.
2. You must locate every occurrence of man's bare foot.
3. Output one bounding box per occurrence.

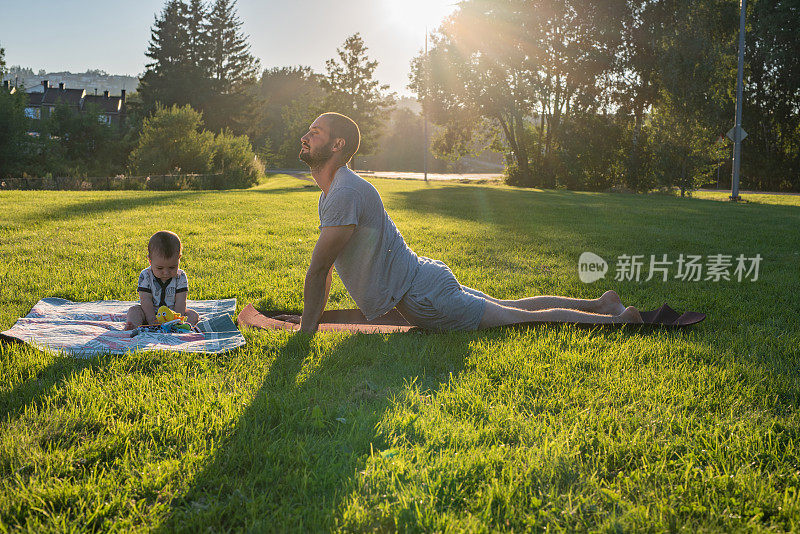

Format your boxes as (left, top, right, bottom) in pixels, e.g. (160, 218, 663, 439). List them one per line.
(614, 306, 643, 324)
(597, 290, 627, 315)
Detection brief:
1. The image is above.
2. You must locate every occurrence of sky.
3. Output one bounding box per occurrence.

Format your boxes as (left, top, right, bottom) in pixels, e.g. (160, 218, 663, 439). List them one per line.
(0, 0, 458, 96)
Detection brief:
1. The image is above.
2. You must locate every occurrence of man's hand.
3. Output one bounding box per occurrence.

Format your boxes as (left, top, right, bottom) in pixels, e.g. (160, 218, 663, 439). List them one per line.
(299, 225, 355, 333)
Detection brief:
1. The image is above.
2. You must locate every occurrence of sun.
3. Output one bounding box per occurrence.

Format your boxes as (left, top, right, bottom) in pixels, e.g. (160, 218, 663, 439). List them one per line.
(383, 0, 458, 34)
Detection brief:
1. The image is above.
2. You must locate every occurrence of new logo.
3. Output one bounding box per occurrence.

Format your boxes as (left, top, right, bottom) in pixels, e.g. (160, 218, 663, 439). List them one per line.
(578, 252, 608, 283)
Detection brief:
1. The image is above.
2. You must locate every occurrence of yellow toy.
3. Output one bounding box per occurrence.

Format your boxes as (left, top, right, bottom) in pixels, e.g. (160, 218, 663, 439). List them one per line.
(156, 306, 188, 325)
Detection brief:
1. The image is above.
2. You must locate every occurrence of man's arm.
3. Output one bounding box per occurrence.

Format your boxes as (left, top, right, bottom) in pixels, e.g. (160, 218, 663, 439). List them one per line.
(300, 224, 355, 333)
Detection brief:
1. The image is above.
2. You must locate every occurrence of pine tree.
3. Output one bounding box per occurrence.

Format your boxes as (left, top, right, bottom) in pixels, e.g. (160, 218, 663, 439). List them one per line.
(139, 0, 260, 134)
(206, 0, 260, 93)
(184, 0, 208, 69)
(202, 0, 261, 133)
(321, 33, 395, 162)
(139, 0, 194, 110)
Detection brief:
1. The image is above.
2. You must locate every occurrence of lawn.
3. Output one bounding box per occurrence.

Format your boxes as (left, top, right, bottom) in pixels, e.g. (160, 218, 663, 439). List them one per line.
(1, 175, 799, 532)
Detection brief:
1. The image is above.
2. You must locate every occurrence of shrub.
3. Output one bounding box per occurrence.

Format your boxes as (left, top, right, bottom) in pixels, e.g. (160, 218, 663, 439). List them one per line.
(211, 130, 260, 189)
(128, 104, 214, 175)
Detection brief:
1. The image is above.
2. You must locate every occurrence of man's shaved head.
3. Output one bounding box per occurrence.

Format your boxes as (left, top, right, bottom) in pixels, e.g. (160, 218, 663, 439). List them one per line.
(319, 112, 360, 164)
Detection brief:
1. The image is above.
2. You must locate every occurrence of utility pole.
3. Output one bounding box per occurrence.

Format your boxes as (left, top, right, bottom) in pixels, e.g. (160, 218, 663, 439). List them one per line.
(423, 27, 429, 182)
(730, 0, 747, 201)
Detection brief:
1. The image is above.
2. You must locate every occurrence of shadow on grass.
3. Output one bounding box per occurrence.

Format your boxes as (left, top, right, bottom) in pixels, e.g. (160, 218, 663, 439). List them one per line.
(390, 184, 800, 242)
(158, 330, 473, 531)
(17, 185, 318, 234)
(28, 191, 207, 225)
(249, 184, 319, 195)
(0, 343, 102, 423)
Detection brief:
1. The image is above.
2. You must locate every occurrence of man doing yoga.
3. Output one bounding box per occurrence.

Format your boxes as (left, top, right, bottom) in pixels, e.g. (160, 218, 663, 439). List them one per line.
(297, 112, 643, 334)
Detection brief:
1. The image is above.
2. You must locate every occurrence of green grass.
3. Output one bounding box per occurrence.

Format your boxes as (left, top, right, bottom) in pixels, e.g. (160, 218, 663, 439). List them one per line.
(1, 175, 799, 532)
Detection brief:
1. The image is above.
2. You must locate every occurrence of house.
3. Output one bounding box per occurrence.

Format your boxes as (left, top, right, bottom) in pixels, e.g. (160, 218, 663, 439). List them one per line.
(2, 80, 17, 94)
(24, 80, 127, 127)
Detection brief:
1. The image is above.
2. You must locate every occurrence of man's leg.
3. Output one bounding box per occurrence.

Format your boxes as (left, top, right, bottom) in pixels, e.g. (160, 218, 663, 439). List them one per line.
(486, 290, 627, 315)
(478, 300, 642, 330)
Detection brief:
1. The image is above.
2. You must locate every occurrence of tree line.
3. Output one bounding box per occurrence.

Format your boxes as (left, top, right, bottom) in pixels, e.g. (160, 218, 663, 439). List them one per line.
(2, 0, 798, 191)
(0, 0, 425, 186)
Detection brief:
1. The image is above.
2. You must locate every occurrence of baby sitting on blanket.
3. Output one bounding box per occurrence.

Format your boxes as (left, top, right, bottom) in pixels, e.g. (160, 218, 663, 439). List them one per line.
(124, 230, 199, 330)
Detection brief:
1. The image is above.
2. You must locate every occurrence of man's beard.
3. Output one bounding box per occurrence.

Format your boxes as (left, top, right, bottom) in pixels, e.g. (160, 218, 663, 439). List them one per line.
(299, 140, 335, 168)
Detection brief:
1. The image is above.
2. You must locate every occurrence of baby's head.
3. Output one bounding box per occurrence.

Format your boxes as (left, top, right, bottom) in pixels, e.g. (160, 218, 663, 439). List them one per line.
(148, 231, 182, 282)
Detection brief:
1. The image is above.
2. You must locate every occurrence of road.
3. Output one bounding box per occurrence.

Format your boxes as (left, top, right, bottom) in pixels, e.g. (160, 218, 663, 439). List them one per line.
(268, 169, 503, 182)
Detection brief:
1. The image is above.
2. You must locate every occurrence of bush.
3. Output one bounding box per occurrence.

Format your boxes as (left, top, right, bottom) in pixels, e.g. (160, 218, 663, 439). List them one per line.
(644, 108, 727, 196)
(211, 130, 260, 188)
(501, 162, 532, 188)
(129, 104, 260, 189)
(129, 104, 215, 175)
(555, 114, 624, 191)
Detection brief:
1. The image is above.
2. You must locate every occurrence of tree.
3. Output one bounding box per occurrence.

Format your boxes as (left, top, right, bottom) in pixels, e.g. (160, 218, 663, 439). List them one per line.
(45, 101, 119, 176)
(139, 0, 260, 134)
(205, 0, 259, 94)
(554, 113, 625, 191)
(411, 0, 625, 187)
(321, 33, 395, 164)
(361, 105, 454, 173)
(0, 87, 30, 179)
(203, 0, 261, 133)
(277, 97, 327, 168)
(139, 1, 188, 107)
(129, 104, 215, 175)
(138, 0, 206, 111)
(743, 0, 800, 190)
(0, 44, 6, 76)
(526, 0, 626, 168)
(185, 0, 209, 70)
(616, 0, 734, 192)
(367, 108, 426, 171)
(252, 66, 326, 167)
(646, 104, 728, 196)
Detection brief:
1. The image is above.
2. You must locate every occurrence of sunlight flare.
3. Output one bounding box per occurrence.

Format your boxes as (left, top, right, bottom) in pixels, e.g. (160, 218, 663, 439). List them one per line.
(383, 0, 458, 34)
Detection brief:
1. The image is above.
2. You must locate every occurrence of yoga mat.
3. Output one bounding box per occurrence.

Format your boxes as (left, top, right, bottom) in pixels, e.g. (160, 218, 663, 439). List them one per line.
(236, 302, 705, 333)
(1, 298, 246, 357)
(237, 305, 413, 333)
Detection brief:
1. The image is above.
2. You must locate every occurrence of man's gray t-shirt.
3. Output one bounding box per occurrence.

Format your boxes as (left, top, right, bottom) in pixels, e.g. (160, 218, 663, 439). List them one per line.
(318, 166, 420, 320)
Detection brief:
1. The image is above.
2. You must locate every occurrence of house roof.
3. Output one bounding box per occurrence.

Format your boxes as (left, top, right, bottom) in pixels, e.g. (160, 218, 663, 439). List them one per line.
(83, 94, 123, 113)
(41, 87, 85, 106)
(27, 92, 44, 106)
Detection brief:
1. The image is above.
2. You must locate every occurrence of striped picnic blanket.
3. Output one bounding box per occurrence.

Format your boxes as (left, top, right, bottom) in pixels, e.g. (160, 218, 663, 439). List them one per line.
(1, 298, 245, 357)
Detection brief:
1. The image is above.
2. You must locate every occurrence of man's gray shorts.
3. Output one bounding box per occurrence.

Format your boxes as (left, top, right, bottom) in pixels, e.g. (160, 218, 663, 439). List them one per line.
(395, 257, 488, 331)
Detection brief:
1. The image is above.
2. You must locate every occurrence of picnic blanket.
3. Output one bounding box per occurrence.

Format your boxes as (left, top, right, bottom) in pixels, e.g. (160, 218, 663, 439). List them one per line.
(236, 303, 705, 333)
(1, 298, 245, 357)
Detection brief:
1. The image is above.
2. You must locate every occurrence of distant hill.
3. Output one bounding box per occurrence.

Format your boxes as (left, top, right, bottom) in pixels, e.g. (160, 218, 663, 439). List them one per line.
(2, 67, 138, 96)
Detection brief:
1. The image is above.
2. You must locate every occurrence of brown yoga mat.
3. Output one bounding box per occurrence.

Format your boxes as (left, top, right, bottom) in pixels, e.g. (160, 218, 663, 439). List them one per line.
(236, 303, 705, 333)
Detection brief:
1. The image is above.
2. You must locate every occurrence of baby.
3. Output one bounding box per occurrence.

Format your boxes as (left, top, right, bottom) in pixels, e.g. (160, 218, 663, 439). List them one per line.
(124, 230, 199, 330)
